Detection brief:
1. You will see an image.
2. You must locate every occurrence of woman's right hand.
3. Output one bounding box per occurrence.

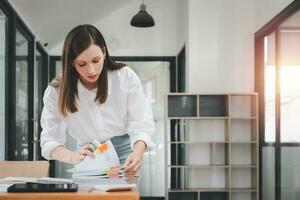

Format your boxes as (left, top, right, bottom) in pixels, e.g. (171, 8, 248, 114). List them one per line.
(70, 144, 95, 164)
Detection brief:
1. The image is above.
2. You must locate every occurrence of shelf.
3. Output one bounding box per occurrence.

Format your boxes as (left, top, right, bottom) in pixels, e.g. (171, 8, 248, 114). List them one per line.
(168, 191, 198, 200)
(230, 95, 257, 118)
(168, 117, 200, 120)
(230, 119, 258, 142)
(230, 143, 257, 165)
(169, 188, 229, 192)
(230, 93, 258, 96)
(168, 165, 230, 168)
(231, 192, 258, 200)
(169, 188, 257, 192)
(168, 141, 230, 144)
(168, 117, 229, 120)
(230, 117, 257, 120)
(168, 95, 197, 117)
(231, 165, 257, 168)
(231, 168, 257, 189)
(167, 93, 258, 200)
(231, 188, 257, 192)
(199, 95, 229, 117)
(230, 141, 257, 144)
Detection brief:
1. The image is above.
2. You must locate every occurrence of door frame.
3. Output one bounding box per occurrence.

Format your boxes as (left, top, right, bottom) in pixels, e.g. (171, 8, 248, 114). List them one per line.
(112, 56, 176, 92)
(35, 42, 49, 160)
(255, 1, 300, 199)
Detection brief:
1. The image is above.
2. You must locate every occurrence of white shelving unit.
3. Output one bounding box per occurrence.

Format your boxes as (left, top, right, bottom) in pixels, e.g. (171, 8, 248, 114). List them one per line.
(166, 93, 259, 200)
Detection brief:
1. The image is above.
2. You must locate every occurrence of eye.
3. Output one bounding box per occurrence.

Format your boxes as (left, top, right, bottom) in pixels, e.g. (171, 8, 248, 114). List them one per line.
(78, 63, 86, 67)
(93, 59, 100, 63)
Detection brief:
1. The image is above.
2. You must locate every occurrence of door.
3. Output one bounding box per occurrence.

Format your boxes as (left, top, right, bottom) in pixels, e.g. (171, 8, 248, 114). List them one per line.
(278, 25, 300, 200)
(14, 27, 32, 160)
(125, 61, 170, 197)
(261, 9, 300, 200)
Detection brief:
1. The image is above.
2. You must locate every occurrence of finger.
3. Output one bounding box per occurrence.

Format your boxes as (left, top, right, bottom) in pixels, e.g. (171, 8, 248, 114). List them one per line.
(81, 144, 94, 151)
(125, 160, 139, 172)
(132, 162, 141, 173)
(127, 162, 141, 175)
(85, 149, 95, 158)
(123, 156, 132, 168)
(80, 149, 95, 158)
(79, 154, 86, 160)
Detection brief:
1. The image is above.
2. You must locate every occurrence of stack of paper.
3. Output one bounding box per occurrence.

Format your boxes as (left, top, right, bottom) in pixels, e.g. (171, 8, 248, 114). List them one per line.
(93, 183, 136, 192)
(70, 140, 122, 178)
(73, 176, 137, 191)
(0, 177, 37, 184)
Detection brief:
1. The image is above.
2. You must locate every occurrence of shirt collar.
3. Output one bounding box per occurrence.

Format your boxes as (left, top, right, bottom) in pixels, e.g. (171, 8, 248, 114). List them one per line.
(77, 79, 97, 94)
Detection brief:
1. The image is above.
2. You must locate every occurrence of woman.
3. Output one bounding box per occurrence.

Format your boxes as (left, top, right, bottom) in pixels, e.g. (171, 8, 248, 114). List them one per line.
(40, 24, 154, 175)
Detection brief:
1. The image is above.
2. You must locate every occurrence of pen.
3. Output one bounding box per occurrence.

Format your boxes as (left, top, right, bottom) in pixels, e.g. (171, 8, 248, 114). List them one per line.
(88, 187, 94, 193)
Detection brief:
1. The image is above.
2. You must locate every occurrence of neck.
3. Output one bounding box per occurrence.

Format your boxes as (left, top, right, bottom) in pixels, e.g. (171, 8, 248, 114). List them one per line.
(79, 78, 97, 90)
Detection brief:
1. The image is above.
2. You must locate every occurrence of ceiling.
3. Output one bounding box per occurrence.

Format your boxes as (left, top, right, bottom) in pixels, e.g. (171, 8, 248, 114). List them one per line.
(9, 0, 134, 51)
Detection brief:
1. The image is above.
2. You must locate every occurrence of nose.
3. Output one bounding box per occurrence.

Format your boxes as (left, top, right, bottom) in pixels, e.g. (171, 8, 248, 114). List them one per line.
(86, 63, 96, 75)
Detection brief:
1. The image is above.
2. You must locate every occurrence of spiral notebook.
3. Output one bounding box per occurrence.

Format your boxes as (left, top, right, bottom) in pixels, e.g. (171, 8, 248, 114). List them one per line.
(0, 177, 74, 184)
(37, 177, 74, 184)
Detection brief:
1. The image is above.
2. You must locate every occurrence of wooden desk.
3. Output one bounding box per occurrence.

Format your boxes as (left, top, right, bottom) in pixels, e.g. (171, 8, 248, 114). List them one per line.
(0, 189, 139, 200)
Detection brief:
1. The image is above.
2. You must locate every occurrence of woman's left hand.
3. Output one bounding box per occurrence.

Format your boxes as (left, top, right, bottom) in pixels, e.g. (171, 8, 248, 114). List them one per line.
(123, 140, 146, 175)
(123, 152, 143, 175)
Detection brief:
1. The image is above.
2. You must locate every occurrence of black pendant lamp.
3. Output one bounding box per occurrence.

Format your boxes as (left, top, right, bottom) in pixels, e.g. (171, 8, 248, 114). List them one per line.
(130, 2, 155, 28)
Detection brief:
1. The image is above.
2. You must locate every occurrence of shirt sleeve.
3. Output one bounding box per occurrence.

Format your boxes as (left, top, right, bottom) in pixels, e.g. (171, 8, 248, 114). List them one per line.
(125, 67, 155, 151)
(40, 86, 67, 160)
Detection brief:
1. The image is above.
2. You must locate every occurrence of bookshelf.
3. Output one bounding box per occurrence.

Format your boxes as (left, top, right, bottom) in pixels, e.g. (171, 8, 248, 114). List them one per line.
(166, 93, 258, 200)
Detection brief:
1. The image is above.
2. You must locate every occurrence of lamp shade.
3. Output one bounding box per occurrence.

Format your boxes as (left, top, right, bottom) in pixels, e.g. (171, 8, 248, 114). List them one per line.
(130, 4, 155, 27)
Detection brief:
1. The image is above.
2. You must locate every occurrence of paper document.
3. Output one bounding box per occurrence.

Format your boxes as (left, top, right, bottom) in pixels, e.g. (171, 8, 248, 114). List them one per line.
(0, 177, 37, 184)
(71, 140, 120, 177)
(93, 183, 136, 192)
(74, 176, 137, 191)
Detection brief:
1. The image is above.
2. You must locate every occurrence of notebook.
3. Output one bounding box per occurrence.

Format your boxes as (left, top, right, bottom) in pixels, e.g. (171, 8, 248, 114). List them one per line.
(7, 182, 78, 193)
(0, 177, 74, 184)
(37, 177, 74, 184)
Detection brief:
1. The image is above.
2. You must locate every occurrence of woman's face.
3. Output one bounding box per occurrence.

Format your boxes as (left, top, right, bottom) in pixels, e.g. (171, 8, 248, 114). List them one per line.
(73, 44, 105, 89)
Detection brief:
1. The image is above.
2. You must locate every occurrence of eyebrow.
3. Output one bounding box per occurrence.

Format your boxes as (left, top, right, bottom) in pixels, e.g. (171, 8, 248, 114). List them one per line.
(76, 55, 102, 63)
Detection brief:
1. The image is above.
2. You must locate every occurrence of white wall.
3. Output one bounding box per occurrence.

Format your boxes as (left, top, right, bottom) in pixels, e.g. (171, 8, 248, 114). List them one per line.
(185, 0, 294, 93)
(50, 0, 177, 56)
(255, 0, 294, 31)
(176, 0, 188, 53)
(187, 0, 255, 93)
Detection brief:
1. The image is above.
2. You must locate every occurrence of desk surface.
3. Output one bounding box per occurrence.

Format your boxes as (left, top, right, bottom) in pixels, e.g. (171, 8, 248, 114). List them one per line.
(0, 189, 139, 200)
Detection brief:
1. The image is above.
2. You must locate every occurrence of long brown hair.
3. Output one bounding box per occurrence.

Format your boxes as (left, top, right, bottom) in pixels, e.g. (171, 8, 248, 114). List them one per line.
(51, 24, 125, 117)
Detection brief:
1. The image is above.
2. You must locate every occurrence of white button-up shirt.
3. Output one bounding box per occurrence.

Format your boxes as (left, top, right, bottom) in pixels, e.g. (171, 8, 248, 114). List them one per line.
(40, 67, 155, 160)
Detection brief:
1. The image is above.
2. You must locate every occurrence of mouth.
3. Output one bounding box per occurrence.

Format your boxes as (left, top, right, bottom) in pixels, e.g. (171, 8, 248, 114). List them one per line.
(87, 74, 98, 80)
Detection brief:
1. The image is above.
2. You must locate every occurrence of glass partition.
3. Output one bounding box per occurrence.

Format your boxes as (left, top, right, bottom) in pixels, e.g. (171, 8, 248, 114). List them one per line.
(15, 28, 29, 160)
(0, 8, 7, 160)
(279, 10, 300, 200)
